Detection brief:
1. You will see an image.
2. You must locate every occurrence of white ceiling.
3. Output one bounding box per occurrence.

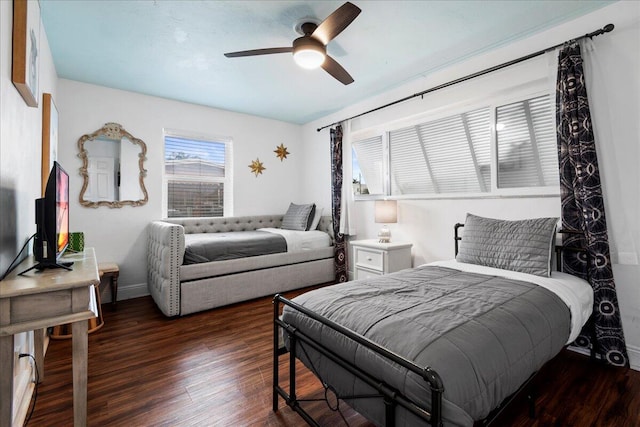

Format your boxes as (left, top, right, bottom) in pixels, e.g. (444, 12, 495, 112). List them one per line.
(40, 1, 614, 125)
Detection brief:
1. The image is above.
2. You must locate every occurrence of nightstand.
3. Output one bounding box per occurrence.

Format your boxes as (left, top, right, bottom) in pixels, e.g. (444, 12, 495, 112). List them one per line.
(350, 239, 413, 280)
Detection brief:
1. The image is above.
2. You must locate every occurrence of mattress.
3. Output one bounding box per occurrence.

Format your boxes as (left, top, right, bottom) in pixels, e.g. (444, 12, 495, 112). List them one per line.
(258, 228, 332, 251)
(183, 228, 332, 264)
(183, 231, 286, 264)
(281, 262, 593, 426)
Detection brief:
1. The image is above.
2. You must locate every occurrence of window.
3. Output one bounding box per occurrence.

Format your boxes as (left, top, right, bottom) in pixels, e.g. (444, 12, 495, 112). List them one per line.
(496, 95, 558, 188)
(389, 107, 491, 195)
(351, 92, 558, 198)
(352, 136, 384, 195)
(164, 132, 232, 218)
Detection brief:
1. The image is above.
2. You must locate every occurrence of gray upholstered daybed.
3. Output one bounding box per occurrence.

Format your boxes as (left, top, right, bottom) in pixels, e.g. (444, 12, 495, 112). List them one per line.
(147, 214, 335, 317)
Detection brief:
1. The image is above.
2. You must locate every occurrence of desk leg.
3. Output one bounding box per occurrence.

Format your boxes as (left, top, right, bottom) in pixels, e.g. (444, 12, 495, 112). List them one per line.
(0, 335, 13, 427)
(111, 274, 118, 311)
(34, 328, 45, 382)
(0, 334, 14, 427)
(72, 320, 88, 427)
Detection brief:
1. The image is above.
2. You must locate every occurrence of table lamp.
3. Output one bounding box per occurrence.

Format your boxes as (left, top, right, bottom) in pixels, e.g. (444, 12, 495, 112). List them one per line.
(375, 200, 397, 243)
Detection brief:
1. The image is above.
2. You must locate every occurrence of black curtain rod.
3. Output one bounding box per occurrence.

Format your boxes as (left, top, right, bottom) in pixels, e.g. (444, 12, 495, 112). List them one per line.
(317, 23, 614, 132)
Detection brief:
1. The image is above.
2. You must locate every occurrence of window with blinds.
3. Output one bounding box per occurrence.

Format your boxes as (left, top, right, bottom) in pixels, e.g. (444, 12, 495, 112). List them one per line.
(389, 108, 491, 195)
(164, 134, 231, 218)
(350, 92, 559, 198)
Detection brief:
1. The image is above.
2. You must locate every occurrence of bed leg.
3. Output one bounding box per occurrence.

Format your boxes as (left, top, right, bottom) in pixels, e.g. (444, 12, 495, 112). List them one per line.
(384, 397, 396, 427)
(289, 334, 297, 405)
(273, 297, 280, 412)
(527, 388, 536, 419)
(427, 369, 444, 427)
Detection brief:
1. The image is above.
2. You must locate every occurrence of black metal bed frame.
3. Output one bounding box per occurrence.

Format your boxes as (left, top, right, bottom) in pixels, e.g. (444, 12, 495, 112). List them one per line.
(273, 295, 444, 426)
(273, 223, 587, 427)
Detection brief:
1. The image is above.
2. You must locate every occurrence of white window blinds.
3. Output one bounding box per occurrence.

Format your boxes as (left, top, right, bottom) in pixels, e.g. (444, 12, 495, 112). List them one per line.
(496, 94, 558, 188)
(164, 135, 229, 218)
(389, 107, 491, 195)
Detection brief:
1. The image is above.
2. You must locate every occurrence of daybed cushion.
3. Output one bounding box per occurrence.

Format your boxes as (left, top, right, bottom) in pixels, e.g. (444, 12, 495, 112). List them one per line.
(257, 228, 331, 252)
(455, 213, 558, 277)
(282, 203, 315, 231)
(183, 230, 287, 264)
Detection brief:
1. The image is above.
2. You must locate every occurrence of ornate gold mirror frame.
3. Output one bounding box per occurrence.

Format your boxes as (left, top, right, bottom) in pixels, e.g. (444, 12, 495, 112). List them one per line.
(78, 122, 148, 208)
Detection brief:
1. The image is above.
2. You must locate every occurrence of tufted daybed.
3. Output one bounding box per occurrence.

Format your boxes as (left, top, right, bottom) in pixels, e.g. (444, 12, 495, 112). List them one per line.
(147, 215, 335, 317)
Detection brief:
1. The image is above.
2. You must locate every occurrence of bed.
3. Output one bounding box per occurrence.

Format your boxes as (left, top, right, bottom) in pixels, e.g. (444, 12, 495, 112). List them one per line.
(147, 203, 336, 317)
(273, 214, 593, 426)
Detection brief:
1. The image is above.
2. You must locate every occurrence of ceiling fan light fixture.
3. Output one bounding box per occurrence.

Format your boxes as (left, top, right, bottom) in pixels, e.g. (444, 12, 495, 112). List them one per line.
(294, 48, 325, 69)
(292, 36, 326, 69)
(224, 3, 360, 85)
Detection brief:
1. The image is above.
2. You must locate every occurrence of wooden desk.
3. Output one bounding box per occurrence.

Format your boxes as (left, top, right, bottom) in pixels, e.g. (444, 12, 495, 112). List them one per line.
(0, 248, 99, 427)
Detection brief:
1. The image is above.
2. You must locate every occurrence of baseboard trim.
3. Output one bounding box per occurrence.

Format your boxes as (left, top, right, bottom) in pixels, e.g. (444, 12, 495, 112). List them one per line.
(628, 344, 640, 371)
(569, 344, 640, 371)
(567, 345, 590, 357)
(115, 282, 149, 302)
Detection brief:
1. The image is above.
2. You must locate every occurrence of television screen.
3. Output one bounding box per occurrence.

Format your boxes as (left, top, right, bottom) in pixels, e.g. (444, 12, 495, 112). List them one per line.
(32, 161, 71, 270)
(56, 165, 69, 255)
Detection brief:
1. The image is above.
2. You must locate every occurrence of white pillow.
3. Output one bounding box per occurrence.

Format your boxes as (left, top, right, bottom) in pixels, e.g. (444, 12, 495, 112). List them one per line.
(309, 207, 323, 230)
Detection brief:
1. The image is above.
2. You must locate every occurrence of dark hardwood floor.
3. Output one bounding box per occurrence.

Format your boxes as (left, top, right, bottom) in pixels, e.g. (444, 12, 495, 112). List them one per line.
(27, 289, 640, 427)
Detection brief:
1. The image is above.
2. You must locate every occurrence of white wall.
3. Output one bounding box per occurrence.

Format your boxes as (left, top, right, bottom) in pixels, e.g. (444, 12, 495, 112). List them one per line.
(301, 1, 640, 369)
(0, 0, 59, 418)
(56, 79, 305, 299)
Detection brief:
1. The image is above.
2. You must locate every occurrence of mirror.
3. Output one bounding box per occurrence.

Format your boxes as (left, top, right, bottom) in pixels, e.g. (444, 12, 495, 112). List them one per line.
(78, 122, 148, 208)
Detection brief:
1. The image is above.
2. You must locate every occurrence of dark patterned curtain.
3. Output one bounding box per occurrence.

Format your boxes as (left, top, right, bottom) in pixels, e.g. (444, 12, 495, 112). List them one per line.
(556, 43, 628, 367)
(330, 125, 348, 283)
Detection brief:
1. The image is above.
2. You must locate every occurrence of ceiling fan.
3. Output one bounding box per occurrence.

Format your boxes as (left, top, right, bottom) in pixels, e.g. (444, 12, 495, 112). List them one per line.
(224, 2, 361, 85)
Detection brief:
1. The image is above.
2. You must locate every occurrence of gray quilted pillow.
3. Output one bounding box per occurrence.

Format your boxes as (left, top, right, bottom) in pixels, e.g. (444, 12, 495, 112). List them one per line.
(456, 213, 558, 277)
(281, 203, 316, 231)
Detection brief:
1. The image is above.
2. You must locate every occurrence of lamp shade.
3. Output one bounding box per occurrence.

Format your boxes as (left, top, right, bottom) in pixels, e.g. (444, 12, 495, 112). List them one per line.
(375, 200, 397, 224)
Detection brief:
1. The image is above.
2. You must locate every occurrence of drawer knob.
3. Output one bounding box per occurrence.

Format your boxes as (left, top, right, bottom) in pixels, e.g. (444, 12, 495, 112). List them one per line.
(366, 257, 372, 261)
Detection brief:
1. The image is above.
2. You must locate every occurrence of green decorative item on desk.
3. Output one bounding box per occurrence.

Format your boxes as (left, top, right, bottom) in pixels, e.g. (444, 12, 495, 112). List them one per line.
(68, 232, 85, 252)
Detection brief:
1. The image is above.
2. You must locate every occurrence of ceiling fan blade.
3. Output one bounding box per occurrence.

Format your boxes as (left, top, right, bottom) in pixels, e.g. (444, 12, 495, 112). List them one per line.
(312, 2, 361, 45)
(321, 55, 354, 85)
(224, 47, 293, 58)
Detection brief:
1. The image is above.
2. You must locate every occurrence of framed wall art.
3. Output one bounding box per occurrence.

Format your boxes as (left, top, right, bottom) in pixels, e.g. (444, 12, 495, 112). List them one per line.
(12, 0, 41, 107)
(41, 93, 58, 194)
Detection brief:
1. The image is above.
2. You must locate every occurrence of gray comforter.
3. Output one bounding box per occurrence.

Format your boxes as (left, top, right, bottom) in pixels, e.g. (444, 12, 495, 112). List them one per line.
(183, 230, 286, 264)
(282, 265, 570, 426)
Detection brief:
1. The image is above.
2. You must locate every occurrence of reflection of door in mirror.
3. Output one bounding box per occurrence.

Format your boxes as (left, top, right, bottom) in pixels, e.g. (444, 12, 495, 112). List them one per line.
(85, 137, 120, 201)
(87, 157, 117, 201)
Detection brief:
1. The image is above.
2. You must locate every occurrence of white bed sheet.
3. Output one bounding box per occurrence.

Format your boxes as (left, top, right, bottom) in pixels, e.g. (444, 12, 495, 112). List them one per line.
(259, 228, 331, 252)
(426, 260, 593, 343)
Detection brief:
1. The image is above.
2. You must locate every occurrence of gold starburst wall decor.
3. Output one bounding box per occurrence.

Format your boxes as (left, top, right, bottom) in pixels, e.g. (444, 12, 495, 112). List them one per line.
(249, 158, 266, 177)
(274, 143, 290, 161)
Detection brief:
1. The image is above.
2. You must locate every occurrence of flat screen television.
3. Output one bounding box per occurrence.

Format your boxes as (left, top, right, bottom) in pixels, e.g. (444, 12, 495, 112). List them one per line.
(32, 161, 72, 271)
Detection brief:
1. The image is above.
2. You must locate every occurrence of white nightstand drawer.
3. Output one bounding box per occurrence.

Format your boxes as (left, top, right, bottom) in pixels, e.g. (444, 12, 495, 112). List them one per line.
(350, 239, 413, 280)
(355, 247, 384, 271)
(355, 267, 383, 280)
